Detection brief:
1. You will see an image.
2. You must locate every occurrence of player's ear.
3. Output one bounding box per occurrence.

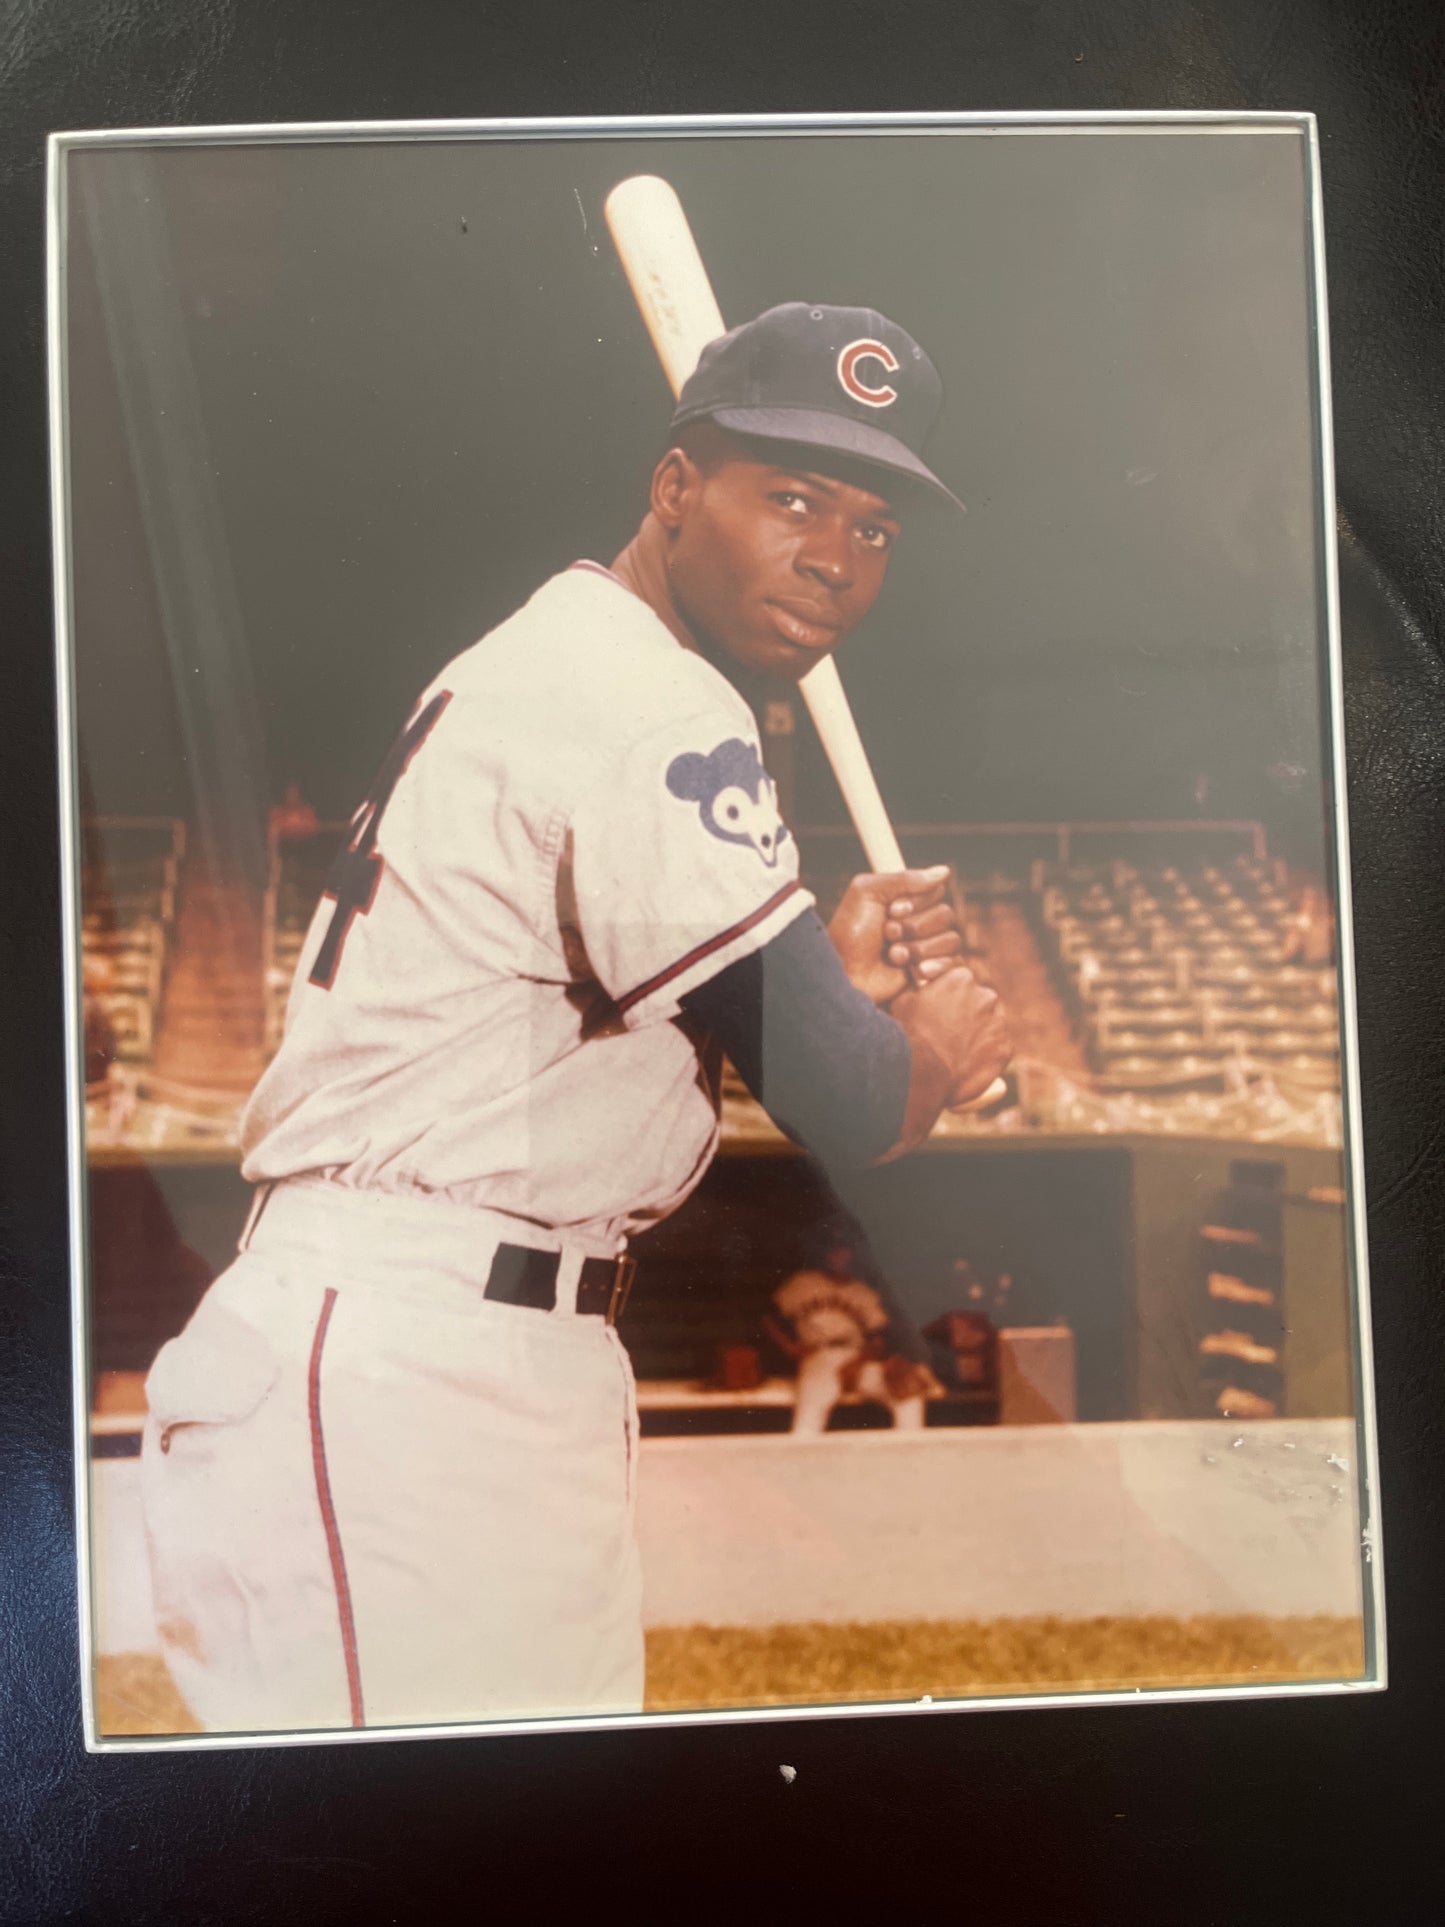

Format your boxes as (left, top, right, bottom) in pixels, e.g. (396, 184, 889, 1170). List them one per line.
(665, 750, 710, 800)
(651, 447, 698, 530)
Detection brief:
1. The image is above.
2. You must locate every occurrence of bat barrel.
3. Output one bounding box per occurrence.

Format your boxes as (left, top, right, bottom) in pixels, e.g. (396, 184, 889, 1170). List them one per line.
(604, 176, 727, 398)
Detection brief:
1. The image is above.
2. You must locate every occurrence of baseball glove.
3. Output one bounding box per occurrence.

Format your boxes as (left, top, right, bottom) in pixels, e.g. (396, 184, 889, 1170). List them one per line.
(883, 1355, 942, 1401)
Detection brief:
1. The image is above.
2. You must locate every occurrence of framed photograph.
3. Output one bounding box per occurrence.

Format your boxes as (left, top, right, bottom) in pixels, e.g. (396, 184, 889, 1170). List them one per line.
(49, 111, 1383, 1751)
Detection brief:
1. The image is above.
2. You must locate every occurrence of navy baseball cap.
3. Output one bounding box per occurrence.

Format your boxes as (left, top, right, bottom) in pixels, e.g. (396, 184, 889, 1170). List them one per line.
(671, 301, 964, 513)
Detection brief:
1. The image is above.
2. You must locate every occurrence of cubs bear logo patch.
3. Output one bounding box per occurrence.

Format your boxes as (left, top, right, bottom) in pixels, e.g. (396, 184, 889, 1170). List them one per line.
(666, 738, 789, 868)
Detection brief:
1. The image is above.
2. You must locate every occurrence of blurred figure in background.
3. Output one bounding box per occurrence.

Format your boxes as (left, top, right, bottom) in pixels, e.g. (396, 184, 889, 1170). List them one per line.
(1281, 881, 1336, 966)
(268, 781, 320, 844)
(769, 1239, 941, 1435)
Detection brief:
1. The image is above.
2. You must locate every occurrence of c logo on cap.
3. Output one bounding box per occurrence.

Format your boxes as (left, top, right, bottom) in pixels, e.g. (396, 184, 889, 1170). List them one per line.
(837, 338, 900, 408)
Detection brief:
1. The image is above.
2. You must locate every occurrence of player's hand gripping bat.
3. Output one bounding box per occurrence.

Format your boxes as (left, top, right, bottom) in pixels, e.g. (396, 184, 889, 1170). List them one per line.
(604, 174, 1007, 1112)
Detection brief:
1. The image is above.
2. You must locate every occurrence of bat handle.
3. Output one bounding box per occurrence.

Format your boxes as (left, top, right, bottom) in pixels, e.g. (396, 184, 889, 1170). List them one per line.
(952, 1076, 1010, 1114)
(887, 849, 1010, 1115)
(943, 874, 1009, 1112)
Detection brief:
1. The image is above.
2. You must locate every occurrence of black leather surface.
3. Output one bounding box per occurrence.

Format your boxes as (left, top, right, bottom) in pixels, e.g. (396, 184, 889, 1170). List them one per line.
(2, 5, 1442, 1921)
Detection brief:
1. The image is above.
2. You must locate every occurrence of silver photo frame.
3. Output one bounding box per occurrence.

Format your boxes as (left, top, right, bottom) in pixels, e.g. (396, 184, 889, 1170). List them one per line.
(48, 111, 1384, 1752)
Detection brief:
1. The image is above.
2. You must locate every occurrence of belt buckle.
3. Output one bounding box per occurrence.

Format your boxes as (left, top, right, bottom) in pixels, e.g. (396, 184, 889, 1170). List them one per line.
(607, 1256, 636, 1326)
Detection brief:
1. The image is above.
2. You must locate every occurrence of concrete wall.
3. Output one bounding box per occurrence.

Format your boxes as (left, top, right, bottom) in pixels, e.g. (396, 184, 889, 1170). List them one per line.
(91, 1418, 1363, 1656)
(636, 1419, 1362, 1628)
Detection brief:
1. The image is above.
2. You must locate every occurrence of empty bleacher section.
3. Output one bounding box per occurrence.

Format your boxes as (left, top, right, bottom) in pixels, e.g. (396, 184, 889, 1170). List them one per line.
(1031, 842, 1339, 1095)
(85, 817, 1345, 1158)
(82, 820, 267, 1151)
(81, 818, 183, 1083)
(262, 825, 340, 1057)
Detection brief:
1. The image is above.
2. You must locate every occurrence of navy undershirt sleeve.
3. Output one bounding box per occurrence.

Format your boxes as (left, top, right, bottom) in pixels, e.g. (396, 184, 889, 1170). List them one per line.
(681, 908, 911, 1169)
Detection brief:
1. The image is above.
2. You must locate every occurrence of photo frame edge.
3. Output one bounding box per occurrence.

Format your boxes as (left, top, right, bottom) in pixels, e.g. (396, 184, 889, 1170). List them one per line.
(49, 107, 1383, 1752)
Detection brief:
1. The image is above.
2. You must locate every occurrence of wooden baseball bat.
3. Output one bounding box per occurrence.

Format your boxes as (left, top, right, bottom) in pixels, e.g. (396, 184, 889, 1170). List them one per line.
(603, 174, 1006, 1110)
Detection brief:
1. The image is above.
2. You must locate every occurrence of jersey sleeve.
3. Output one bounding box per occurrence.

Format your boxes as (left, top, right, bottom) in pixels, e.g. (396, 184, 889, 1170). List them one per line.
(569, 712, 815, 1027)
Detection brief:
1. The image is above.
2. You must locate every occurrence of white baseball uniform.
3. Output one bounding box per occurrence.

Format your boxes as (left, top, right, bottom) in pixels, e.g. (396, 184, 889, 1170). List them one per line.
(141, 561, 815, 1734)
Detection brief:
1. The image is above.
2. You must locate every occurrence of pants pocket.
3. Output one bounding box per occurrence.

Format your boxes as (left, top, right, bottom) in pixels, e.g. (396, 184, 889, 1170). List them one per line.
(145, 1287, 280, 1454)
(140, 1278, 292, 1729)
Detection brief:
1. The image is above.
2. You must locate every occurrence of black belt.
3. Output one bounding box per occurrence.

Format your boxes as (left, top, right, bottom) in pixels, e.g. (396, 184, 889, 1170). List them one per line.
(484, 1243, 636, 1324)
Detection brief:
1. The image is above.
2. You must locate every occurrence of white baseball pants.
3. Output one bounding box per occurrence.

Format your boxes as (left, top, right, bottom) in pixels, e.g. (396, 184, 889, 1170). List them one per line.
(140, 1178, 644, 1735)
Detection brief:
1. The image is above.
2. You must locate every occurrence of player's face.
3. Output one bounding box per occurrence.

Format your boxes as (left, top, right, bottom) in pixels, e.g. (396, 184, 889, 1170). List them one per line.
(659, 448, 903, 682)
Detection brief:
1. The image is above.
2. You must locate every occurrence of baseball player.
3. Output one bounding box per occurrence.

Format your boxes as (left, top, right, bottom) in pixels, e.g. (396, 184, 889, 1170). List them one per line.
(140, 302, 1011, 1735)
(770, 1240, 943, 1434)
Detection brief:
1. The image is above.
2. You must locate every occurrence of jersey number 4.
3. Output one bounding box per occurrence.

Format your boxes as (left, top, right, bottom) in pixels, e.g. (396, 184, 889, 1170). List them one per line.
(309, 690, 452, 989)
